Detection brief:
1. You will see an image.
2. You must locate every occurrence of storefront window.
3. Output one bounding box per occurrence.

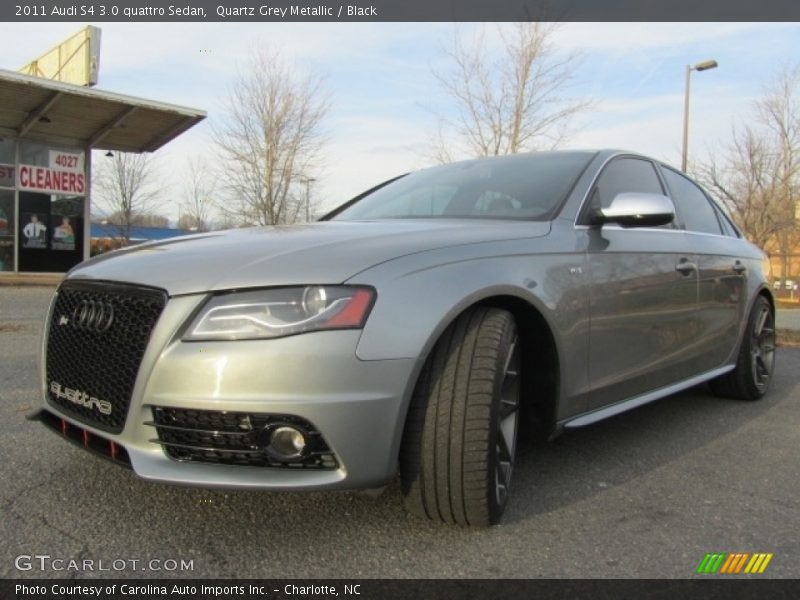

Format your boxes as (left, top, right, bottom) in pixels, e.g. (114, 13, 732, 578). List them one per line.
(1, 141, 88, 273)
(19, 141, 85, 169)
(0, 189, 14, 271)
(18, 193, 84, 273)
(51, 195, 82, 254)
(18, 141, 50, 166)
(0, 138, 13, 164)
(0, 139, 14, 189)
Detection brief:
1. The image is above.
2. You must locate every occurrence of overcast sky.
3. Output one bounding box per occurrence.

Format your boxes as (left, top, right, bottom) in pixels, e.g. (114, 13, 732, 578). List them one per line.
(4, 22, 800, 221)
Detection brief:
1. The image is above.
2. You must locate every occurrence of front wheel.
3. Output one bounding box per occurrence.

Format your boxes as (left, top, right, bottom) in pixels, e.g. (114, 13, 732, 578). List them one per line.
(400, 307, 520, 526)
(711, 296, 776, 401)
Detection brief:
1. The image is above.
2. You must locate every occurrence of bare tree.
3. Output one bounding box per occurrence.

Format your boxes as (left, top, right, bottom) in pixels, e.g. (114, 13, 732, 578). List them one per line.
(760, 64, 800, 283)
(213, 211, 241, 231)
(214, 49, 329, 226)
(179, 156, 216, 231)
(431, 22, 590, 162)
(698, 64, 799, 278)
(94, 152, 163, 243)
(699, 126, 787, 249)
(128, 213, 169, 228)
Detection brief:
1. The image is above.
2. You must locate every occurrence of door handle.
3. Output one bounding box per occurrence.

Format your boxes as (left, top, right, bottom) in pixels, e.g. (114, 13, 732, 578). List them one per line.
(732, 261, 747, 274)
(675, 259, 697, 275)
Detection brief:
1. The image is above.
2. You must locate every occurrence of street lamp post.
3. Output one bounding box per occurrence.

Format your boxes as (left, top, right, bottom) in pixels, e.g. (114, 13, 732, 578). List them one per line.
(303, 177, 316, 222)
(681, 59, 718, 172)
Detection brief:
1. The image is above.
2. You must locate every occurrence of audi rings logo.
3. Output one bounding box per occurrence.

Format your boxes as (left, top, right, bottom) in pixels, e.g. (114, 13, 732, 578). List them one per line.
(66, 300, 115, 332)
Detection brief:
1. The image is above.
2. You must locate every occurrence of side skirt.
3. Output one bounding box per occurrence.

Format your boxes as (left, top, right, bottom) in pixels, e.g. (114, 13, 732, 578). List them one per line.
(561, 365, 735, 429)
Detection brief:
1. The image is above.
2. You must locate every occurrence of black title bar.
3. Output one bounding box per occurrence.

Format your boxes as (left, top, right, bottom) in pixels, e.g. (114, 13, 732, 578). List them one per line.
(4, 579, 800, 600)
(3, 0, 800, 22)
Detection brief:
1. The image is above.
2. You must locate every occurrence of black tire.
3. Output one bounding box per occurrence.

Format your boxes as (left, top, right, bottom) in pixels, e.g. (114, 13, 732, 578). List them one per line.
(710, 295, 776, 401)
(400, 307, 520, 526)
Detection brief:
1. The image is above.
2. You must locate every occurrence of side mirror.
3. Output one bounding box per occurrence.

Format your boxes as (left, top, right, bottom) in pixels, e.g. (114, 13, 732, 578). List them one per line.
(593, 193, 675, 228)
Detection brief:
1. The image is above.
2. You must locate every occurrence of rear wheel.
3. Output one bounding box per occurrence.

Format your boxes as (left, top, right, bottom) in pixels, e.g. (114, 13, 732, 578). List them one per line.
(711, 296, 776, 401)
(400, 307, 520, 526)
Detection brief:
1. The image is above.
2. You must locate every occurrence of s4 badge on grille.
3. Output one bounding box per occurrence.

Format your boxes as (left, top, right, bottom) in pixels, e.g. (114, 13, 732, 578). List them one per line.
(50, 381, 112, 415)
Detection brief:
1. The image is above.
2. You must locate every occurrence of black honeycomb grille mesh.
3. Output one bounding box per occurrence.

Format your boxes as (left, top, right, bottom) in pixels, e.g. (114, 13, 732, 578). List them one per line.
(46, 281, 167, 433)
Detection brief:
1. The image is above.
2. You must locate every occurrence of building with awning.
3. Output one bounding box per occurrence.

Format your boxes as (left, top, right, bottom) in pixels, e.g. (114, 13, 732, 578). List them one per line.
(0, 67, 205, 274)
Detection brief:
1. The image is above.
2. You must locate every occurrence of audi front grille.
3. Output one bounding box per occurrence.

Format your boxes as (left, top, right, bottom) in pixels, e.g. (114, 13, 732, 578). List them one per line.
(45, 280, 167, 433)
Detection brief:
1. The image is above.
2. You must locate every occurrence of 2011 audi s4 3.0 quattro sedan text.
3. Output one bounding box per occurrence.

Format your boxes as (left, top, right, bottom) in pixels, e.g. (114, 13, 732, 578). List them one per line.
(32, 150, 776, 526)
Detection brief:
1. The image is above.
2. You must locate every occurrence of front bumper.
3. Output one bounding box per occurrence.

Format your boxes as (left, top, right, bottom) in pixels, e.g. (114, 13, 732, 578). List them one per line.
(37, 292, 419, 491)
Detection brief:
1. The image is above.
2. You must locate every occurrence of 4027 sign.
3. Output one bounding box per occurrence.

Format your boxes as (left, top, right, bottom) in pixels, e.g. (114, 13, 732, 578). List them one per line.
(49, 150, 84, 173)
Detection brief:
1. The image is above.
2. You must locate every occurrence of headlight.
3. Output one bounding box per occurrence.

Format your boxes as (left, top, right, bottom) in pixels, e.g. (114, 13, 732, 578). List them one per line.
(183, 286, 375, 341)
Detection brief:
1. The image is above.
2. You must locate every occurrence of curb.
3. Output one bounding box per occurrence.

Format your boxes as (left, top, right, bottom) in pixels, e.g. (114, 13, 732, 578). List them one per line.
(0, 275, 63, 287)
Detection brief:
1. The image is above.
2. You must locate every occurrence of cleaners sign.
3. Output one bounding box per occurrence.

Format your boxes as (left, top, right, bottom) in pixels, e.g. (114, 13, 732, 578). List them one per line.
(18, 164, 86, 195)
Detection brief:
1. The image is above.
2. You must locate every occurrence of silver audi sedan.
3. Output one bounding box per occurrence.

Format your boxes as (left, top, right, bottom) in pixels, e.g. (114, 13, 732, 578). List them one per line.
(32, 150, 775, 526)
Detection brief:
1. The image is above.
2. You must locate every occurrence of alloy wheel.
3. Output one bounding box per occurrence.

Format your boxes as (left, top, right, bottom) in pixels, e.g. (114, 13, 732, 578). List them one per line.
(495, 336, 520, 507)
(751, 304, 775, 392)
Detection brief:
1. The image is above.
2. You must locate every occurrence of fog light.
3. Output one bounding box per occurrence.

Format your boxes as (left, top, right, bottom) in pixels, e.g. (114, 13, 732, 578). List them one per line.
(269, 426, 307, 459)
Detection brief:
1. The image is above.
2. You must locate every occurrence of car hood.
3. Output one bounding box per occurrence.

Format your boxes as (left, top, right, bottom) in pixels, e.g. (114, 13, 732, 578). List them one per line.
(69, 219, 551, 296)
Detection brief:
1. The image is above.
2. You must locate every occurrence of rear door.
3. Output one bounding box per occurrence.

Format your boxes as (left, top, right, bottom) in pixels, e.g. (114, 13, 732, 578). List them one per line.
(583, 157, 699, 410)
(660, 166, 747, 371)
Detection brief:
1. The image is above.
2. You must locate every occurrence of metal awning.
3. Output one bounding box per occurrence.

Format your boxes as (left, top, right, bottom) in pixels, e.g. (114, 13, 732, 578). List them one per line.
(0, 69, 206, 152)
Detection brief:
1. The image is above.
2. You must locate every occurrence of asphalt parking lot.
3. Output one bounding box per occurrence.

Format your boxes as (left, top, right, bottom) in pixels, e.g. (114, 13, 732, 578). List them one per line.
(1, 286, 798, 579)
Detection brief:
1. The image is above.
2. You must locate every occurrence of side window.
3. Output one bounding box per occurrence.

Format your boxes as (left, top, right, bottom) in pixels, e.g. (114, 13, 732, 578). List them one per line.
(662, 168, 722, 235)
(713, 204, 740, 238)
(587, 157, 664, 213)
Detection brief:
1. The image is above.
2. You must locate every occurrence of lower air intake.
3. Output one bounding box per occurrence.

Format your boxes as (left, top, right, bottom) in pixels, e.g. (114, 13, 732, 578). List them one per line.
(149, 407, 339, 469)
(39, 410, 132, 469)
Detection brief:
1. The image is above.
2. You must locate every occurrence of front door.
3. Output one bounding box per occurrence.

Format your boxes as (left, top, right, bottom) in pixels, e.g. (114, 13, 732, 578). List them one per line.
(582, 157, 699, 409)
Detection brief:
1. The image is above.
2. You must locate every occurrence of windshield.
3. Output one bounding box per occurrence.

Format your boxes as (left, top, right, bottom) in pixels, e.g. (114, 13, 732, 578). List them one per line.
(331, 152, 593, 221)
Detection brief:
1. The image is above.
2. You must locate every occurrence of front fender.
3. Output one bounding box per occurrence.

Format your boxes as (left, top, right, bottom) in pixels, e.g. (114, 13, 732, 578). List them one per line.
(347, 229, 592, 420)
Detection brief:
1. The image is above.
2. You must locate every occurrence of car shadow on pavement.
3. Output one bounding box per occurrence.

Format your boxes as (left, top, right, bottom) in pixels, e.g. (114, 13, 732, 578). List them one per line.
(4, 349, 797, 578)
(505, 371, 795, 525)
